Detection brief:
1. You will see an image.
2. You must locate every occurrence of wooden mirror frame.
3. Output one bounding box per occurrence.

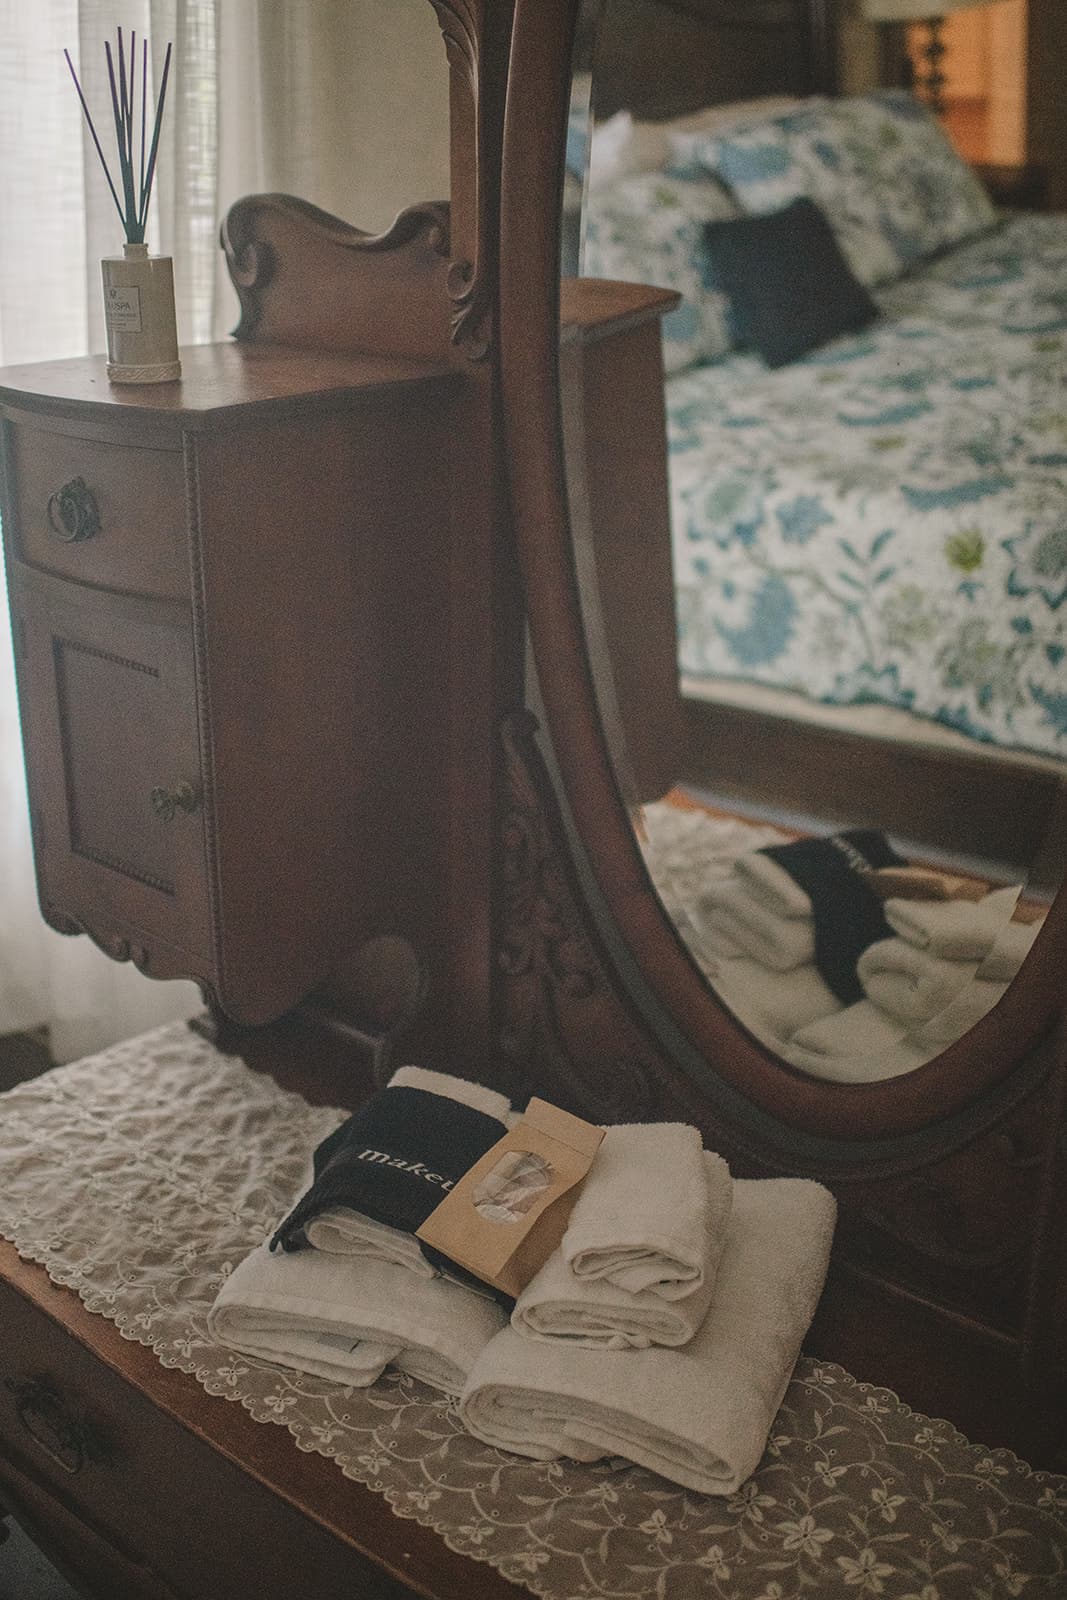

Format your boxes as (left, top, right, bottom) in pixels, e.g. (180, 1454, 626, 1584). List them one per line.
(497, 0, 1067, 1145)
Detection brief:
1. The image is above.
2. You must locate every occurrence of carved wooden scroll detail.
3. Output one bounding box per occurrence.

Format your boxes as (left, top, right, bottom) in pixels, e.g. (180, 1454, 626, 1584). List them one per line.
(836, 1086, 1055, 1308)
(428, 0, 513, 359)
(497, 710, 656, 1121)
(221, 194, 453, 361)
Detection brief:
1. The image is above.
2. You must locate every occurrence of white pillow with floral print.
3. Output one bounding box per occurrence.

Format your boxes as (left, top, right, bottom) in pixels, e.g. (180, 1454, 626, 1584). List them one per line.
(582, 167, 740, 372)
(839, 91, 997, 266)
(671, 101, 900, 288)
(672, 92, 997, 290)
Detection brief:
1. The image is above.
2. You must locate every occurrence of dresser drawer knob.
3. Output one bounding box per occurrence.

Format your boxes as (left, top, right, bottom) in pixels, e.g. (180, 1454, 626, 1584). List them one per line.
(5, 1375, 107, 1475)
(150, 780, 202, 821)
(46, 477, 101, 544)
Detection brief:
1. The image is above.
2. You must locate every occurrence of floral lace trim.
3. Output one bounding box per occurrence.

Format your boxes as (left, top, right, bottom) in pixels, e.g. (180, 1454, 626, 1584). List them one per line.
(0, 1023, 1063, 1600)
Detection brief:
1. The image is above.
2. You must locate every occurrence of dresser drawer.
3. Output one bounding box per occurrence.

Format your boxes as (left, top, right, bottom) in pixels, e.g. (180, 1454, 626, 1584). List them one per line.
(4, 421, 188, 601)
(0, 1272, 420, 1600)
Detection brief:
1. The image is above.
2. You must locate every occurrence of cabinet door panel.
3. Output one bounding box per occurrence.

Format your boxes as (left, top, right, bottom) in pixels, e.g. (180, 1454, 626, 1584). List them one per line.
(13, 577, 212, 971)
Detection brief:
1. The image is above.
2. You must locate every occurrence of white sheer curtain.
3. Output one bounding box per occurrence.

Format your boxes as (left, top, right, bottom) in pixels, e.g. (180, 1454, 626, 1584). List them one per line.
(0, 0, 449, 1061)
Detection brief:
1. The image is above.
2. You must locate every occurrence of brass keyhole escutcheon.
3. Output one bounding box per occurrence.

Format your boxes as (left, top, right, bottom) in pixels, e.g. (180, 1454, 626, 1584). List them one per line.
(150, 781, 202, 821)
(46, 477, 101, 543)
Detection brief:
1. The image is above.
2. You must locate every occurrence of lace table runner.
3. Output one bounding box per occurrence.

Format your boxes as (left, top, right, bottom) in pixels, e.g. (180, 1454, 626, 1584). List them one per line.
(1, 1022, 1064, 1600)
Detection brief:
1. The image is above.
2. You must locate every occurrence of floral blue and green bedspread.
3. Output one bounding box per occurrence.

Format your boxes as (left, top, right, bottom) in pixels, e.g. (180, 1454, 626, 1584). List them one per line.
(668, 212, 1067, 759)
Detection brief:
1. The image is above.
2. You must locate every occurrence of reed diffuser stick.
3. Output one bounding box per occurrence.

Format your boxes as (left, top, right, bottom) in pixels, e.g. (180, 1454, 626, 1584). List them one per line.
(64, 29, 173, 245)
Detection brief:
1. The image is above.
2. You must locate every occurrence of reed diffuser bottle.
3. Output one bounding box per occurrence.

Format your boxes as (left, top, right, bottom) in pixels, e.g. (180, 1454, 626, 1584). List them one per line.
(66, 30, 180, 384)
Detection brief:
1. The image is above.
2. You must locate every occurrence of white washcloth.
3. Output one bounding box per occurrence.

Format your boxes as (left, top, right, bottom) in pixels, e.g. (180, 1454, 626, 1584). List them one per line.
(514, 1153, 728, 1349)
(713, 957, 839, 1043)
(208, 1241, 507, 1395)
(563, 1124, 726, 1298)
(857, 938, 976, 1025)
(978, 916, 1043, 982)
(460, 1179, 836, 1494)
(883, 884, 1019, 960)
(732, 852, 812, 918)
(696, 878, 815, 972)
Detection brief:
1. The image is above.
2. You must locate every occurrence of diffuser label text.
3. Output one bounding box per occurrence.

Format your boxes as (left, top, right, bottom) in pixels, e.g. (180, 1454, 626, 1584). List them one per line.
(105, 285, 143, 333)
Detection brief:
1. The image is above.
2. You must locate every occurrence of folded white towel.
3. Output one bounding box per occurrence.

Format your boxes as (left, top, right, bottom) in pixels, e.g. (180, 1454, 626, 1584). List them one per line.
(883, 884, 1019, 960)
(732, 853, 812, 918)
(713, 957, 839, 1043)
(563, 1124, 727, 1299)
(977, 916, 1043, 983)
(513, 1153, 727, 1349)
(208, 1242, 507, 1395)
(857, 938, 976, 1025)
(696, 878, 815, 972)
(461, 1178, 836, 1494)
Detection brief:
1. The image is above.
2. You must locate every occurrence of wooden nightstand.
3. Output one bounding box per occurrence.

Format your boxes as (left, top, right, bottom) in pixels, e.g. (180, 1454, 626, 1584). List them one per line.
(972, 160, 1049, 211)
(0, 342, 455, 1025)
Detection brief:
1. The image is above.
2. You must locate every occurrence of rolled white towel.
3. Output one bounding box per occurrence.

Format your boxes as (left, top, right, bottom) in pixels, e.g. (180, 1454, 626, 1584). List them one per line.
(513, 1153, 727, 1349)
(857, 939, 976, 1025)
(460, 1179, 836, 1495)
(208, 1242, 507, 1395)
(563, 1124, 727, 1299)
(694, 877, 815, 972)
(883, 884, 1019, 960)
(977, 916, 1043, 983)
(713, 957, 839, 1044)
(305, 1209, 435, 1276)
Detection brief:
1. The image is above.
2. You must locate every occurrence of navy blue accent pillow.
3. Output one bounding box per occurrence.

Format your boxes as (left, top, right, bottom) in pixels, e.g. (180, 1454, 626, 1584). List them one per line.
(703, 197, 879, 369)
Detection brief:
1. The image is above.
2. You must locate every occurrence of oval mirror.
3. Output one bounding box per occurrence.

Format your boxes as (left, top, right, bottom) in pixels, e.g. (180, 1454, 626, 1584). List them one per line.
(500, 0, 1067, 1139)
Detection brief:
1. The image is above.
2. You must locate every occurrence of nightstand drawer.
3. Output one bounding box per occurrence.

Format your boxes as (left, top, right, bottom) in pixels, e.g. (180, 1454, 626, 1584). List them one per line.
(5, 422, 188, 601)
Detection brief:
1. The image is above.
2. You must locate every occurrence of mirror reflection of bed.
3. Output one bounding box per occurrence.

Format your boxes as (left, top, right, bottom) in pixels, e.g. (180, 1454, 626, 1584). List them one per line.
(561, 0, 1067, 1085)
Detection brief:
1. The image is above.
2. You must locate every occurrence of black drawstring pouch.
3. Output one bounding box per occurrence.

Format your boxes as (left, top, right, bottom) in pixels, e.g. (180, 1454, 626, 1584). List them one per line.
(757, 828, 906, 1004)
(270, 1086, 507, 1264)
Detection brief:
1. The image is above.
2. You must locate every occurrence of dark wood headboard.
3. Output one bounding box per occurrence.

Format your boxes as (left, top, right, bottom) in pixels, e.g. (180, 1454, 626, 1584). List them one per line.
(582, 0, 838, 121)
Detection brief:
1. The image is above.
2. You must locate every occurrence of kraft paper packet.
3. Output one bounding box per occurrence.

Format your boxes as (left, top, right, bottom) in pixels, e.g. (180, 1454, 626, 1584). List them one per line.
(869, 867, 988, 903)
(416, 1098, 604, 1298)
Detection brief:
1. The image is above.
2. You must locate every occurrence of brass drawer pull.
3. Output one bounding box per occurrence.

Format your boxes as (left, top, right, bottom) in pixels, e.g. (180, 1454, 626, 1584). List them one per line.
(150, 780, 202, 821)
(46, 477, 101, 544)
(5, 1375, 107, 1475)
